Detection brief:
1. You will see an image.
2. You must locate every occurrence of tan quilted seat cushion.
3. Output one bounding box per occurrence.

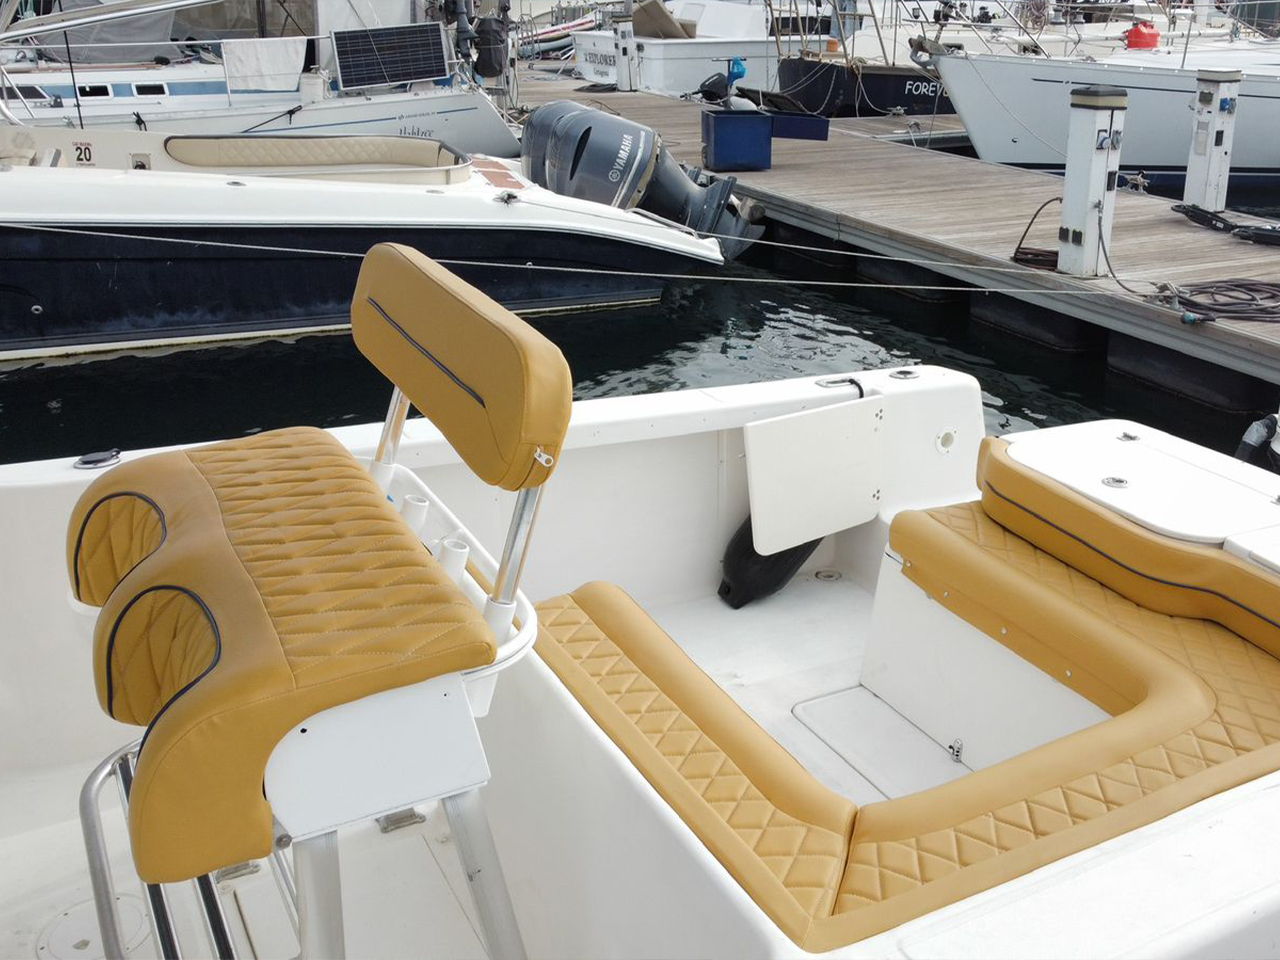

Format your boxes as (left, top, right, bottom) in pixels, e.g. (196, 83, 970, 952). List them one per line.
(536, 516, 1280, 950)
(70, 491, 165, 606)
(164, 135, 462, 169)
(67, 426, 496, 882)
(536, 582, 856, 946)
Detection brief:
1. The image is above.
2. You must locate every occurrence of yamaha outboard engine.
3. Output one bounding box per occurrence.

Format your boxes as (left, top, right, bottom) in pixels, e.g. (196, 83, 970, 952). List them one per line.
(521, 101, 761, 259)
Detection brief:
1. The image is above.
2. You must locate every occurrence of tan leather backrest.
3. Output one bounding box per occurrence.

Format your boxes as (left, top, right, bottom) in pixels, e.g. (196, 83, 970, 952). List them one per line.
(351, 244, 573, 491)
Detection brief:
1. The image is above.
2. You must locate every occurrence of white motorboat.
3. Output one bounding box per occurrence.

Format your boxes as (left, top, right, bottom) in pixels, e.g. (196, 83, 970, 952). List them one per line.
(0, 0, 523, 157)
(5, 248, 1280, 958)
(933, 37, 1280, 186)
(573, 0, 808, 95)
(0, 123, 731, 357)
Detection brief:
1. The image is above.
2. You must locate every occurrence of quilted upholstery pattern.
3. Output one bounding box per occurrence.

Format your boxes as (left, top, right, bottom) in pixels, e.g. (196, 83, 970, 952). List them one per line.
(70, 426, 497, 882)
(537, 593, 850, 919)
(165, 136, 460, 170)
(186, 429, 488, 690)
(833, 501, 1280, 911)
(107, 588, 217, 727)
(532, 507, 1280, 949)
(73, 492, 165, 605)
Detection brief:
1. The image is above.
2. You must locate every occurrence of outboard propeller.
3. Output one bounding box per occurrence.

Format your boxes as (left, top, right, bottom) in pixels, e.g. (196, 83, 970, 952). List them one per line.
(521, 101, 762, 259)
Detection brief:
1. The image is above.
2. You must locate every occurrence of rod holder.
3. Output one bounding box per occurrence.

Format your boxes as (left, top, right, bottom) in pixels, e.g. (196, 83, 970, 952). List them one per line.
(399, 494, 430, 535)
(439, 537, 470, 585)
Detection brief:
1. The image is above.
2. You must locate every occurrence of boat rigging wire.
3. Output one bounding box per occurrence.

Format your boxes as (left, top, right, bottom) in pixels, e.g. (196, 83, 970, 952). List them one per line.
(0, 220, 1157, 296)
(54, 0, 83, 130)
(512, 193, 1156, 280)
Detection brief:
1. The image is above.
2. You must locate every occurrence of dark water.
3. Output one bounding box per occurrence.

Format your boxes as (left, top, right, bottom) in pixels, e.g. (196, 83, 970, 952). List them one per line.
(0, 245, 1258, 465)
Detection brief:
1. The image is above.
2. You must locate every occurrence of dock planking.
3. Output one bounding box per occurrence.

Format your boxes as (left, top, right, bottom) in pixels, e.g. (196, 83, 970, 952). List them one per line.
(518, 70, 1280, 385)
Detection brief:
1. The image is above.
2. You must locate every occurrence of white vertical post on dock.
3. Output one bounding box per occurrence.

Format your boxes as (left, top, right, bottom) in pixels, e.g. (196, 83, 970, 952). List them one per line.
(613, 14, 637, 91)
(1183, 68, 1241, 213)
(1057, 85, 1127, 278)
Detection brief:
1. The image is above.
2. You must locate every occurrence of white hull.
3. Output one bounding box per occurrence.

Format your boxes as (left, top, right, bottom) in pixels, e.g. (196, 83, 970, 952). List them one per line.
(0, 50, 521, 157)
(934, 43, 1280, 180)
(8, 83, 521, 157)
(5, 369, 1280, 957)
(574, 29, 787, 93)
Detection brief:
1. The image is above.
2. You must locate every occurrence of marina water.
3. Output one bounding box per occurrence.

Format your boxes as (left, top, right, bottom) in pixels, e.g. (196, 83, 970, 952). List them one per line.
(0, 253, 1252, 465)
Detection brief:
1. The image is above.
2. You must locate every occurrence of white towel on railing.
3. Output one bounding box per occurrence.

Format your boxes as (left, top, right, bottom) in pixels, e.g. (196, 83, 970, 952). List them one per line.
(221, 37, 307, 92)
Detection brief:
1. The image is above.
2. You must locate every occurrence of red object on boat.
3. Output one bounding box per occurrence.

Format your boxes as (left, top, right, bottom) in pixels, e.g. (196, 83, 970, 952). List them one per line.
(1125, 21, 1160, 48)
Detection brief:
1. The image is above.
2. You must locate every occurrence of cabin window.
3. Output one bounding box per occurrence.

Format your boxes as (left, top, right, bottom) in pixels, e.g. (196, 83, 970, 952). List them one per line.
(133, 83, 167, 96)
(76, 84, 112, 98)
(2, 85, 48, 100)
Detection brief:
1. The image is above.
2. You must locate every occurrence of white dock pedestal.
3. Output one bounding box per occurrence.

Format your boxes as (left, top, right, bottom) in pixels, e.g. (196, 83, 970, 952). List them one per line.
(614, 16, 637, 92)
(1183, 68, 1241, 213)
(1057, 85, 1127, 278)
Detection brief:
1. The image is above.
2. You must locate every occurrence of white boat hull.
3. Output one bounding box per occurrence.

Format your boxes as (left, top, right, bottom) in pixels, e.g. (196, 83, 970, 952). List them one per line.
(934, 45, 1280, 184)
(13, 85, 522, 158)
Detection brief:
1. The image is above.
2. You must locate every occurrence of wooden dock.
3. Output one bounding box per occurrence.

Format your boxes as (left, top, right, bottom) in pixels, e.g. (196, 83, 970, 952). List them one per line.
(517, 70, 1280, 387)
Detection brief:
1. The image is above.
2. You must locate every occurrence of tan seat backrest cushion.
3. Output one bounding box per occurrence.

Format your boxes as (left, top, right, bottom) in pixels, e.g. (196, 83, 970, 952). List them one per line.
(351, 243, 573, 490)
(164, 135, 460, 169)
(978, 436, 1280, 659)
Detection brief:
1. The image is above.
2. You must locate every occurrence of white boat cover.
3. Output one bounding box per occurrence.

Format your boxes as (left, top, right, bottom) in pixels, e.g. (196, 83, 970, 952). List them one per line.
(221, 36, 306, 91)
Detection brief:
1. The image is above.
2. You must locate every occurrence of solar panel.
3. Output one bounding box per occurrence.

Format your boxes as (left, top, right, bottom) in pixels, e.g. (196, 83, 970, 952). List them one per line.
(332, 22, 451, 91)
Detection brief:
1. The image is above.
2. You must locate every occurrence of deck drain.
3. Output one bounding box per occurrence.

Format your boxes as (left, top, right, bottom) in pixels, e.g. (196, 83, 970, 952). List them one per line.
(1102, 476, 1129, 488)
(37, 896, 149, 958)
(815, 570, 843, 582)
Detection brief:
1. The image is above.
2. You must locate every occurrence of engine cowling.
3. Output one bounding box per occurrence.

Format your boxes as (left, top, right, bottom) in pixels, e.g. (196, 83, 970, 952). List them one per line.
(521, 100, 761, 259)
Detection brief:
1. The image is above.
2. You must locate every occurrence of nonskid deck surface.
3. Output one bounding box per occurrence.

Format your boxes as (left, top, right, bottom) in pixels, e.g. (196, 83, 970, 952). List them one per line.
(0, 783, 489, 959)
(647, 573, 972, 807)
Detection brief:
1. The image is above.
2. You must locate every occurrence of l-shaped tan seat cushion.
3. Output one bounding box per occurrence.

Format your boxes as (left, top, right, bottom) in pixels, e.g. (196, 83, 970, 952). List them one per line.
(69, 427, 496, 882)
(537, 443, 1280, 950)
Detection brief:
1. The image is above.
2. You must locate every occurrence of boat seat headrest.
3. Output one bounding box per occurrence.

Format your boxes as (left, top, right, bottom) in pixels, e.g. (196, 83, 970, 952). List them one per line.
(351, 243, 573, 491)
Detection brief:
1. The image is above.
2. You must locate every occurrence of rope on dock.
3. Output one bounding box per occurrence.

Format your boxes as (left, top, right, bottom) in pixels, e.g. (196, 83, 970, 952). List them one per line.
(1169, 281, 1280, 325)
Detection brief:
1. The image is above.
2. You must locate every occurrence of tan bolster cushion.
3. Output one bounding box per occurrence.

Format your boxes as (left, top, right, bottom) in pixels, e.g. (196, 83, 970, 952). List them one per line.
(351, 243, 573, 491)
(535, 581, 856, 946)
(979, 436, 1280, 660)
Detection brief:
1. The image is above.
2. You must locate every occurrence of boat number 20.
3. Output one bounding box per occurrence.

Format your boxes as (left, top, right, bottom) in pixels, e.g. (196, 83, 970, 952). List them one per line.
(73, 143, 93, 164)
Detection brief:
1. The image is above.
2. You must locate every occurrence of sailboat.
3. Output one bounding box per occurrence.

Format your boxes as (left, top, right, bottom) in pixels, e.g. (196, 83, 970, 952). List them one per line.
(0, 0, 523, 157)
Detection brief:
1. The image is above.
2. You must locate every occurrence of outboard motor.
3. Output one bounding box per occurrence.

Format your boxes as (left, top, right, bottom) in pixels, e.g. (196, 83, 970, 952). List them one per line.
(521, 101, 762, 259)
(698, 72, 730, 104)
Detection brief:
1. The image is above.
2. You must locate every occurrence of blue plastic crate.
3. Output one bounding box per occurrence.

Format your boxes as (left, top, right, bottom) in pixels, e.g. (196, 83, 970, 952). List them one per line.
(769, 111, 829, 141)
(701, 109, 772, 172)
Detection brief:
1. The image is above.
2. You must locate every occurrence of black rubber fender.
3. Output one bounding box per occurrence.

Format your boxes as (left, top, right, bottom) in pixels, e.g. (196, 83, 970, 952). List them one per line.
(718, 515, 822, 609)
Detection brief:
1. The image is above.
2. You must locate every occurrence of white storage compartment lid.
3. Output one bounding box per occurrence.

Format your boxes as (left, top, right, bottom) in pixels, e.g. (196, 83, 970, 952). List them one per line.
(743, 395, 884, 555)
(1005, 419, 1280, 545)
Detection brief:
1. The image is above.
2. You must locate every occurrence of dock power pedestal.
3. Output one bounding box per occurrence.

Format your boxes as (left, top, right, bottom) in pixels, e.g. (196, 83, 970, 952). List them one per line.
(613, 15, 637, 92)
(1183, 68, 1241, 213)
(1058, 85, 1127, 278)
